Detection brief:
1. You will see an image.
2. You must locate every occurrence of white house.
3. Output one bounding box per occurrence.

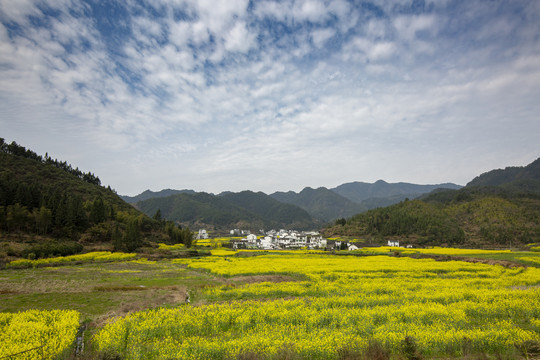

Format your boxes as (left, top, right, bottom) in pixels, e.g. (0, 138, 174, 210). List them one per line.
(348, 244, 359, 251)
(246, 234, 257, 243)
(388, 240, 400, 247)
(197, 229, 208, 240)
(260, 236, 274, 249)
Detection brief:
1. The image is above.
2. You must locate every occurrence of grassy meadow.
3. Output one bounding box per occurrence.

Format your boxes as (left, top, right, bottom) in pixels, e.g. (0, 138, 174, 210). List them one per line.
(1, 248, 540, 359)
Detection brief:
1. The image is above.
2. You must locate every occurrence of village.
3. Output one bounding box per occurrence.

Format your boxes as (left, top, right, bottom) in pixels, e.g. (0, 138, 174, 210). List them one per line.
(196, 229, 406, 251)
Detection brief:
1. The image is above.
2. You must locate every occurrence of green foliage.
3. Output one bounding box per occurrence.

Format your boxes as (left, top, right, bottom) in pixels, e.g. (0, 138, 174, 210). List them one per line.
(90, 197, 107, 224)
(153, 208, 162, 222)
(401, 336, 423, 360)
(21, 241, 83, 259)
(120, 218, 142, 252)
(6, 203, 31, 232)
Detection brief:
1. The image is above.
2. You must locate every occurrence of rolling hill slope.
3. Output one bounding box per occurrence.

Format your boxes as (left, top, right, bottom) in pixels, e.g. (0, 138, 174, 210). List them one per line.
(270, 187, 366, 221)
(0, 139, 167, 259)
(331, 180, 462, 204)
(323, 158, 540, 247)
(136, 191, 319, 231)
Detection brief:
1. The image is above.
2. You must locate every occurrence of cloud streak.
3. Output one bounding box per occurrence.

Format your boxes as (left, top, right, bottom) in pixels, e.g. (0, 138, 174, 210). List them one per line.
(1, 0, 539, 195)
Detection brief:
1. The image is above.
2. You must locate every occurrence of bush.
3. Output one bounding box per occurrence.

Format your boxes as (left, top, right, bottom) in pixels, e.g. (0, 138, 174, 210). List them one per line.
(22, 241, 83, 259)
(401, 336, 423, 360)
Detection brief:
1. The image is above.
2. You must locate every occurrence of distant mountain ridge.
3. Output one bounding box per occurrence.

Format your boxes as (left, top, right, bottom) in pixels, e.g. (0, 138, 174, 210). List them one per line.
(135, 191, 319, 231)
(270, 187, 367, 221)
(331, 180, 462, 204)
(121, 189, 195, 203)
(127, 181, 462, 224)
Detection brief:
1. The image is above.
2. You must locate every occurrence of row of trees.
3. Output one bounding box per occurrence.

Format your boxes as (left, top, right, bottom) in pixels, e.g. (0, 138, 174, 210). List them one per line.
(153, 209, 193, 248)
(0, 138, 101, 186)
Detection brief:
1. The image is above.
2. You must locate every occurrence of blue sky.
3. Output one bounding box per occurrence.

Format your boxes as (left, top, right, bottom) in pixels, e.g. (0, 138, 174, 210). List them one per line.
(1, 0, 539, 195)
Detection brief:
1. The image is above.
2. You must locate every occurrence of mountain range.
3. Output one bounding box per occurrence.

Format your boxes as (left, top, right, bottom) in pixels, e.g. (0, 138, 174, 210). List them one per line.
(125, 180, 462, 230)
(135, 191, 317, 231)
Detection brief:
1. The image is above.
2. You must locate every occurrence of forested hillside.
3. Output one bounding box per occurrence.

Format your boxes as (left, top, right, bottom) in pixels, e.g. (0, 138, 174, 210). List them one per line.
(0, 139, 190, 263)
(136, 191, 319, 231)
(270, 187, 366, 221)
(467, 158, 540, 187)
(221, 191, 315, 226)
(323, 158, 540, 247)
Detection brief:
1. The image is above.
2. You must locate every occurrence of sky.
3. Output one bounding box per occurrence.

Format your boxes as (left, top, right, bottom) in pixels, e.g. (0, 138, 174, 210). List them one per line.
(1, 0, 539, 196)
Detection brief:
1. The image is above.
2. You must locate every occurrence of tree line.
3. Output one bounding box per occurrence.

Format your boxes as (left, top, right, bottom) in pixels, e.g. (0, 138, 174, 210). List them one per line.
(0, 138, 101, 186)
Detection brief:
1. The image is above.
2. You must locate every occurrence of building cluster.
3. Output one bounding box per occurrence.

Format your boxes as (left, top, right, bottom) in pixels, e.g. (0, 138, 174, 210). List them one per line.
(197, 229, 209, 240)
(232, 229, 327, 250)
(196, 229, 413, 251)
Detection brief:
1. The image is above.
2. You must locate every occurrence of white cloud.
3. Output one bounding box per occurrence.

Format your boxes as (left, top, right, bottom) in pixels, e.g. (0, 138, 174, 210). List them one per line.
(293, 0, 328, 23)
(224, 21, 256, 53)
(0, 0, 41, 24)
(347, 37, 396, 62)
(393, 14, 438, 42)
(311, 28, 335, 48)
(1, 0, 540, 194)
(253, 1, 291, 22)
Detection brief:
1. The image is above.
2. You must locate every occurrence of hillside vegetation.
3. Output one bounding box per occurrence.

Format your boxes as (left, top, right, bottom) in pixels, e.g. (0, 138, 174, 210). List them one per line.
(0, 139, 190, 263)
(324, 158, 540, 247)
(270, 187, 366, 221)
(136, 191, 319, 231)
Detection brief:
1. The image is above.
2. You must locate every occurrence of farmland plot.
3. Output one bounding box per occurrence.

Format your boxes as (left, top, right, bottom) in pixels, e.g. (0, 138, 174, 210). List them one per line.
(94, 253, 540, 359)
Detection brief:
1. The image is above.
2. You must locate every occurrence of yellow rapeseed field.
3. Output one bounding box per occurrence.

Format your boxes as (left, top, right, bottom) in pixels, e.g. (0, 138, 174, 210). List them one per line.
(0, 309, 80, 360)
(94, 254, 540, 359)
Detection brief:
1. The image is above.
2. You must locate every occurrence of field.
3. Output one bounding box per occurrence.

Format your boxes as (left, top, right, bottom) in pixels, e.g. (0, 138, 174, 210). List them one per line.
(1, 249, 540, 359)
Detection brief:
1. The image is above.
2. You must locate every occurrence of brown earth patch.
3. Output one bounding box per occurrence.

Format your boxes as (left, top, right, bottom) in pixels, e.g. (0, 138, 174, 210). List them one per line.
(407, 253, 526, 268)
(91, 286, 189, 328)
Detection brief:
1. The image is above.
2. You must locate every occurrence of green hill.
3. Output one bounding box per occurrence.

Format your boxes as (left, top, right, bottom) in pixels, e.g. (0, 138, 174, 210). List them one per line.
(136, 191, 318, 231)
(270, 187, 366, 222)
(0, 138, 177, 262)
(221, 191, 316, 227)
(323, 158, 540, 247)
(331, 180, 462, 204)
(467, 158, 540, 187)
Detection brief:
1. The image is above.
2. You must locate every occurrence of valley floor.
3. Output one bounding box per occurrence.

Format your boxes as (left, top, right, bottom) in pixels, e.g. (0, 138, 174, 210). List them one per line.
(1, 248, 540, 359)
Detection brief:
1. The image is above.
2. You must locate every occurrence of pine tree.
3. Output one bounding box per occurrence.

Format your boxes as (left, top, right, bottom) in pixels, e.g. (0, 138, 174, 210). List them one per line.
(112, 223, 124, 251)
(182, 226, 193, 248)
(7, 203, 30, 232)
(153, 209, 162, 222)
(123, 218, 142, 251)
(34, 206, 52, 234)
(90, 197, 106, 224)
